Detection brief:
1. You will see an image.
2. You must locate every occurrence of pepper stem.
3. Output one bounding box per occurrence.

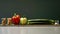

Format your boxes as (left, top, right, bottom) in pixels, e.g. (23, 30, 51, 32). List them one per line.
(14, 13, 16, 16)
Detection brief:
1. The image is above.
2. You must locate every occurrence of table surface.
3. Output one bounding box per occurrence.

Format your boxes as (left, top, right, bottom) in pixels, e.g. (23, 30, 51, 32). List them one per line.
(0, 25, 60, 34)
(0, 25, 60, 27)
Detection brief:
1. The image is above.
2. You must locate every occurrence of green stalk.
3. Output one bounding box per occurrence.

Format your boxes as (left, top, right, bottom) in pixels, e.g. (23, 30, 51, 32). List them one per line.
(14, 13, 16, 16)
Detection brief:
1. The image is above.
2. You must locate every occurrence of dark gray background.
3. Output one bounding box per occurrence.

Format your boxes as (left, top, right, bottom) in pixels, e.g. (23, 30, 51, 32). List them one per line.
(0, 0, 60, 21)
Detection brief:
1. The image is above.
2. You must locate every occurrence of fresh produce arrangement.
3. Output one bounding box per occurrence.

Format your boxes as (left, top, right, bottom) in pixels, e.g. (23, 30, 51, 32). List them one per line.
(0, 13, 59, 26)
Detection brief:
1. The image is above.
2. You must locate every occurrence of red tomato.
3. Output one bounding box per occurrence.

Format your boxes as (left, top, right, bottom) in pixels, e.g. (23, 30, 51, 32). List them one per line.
(12, 14, 20, 25)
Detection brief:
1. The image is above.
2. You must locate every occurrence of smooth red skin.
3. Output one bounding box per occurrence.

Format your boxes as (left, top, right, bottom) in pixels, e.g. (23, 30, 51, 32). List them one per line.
(12, 15, 20, 25)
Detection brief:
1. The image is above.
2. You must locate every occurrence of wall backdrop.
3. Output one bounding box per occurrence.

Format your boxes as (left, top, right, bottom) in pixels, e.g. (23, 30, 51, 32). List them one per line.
(0, 0, 60, 23)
